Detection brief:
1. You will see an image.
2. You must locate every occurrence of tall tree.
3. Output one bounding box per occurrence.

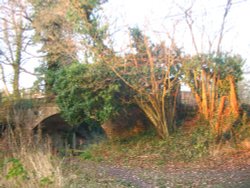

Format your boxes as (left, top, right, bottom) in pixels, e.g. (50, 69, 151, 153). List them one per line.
(67, 0, 108, 53)
(0, 0, 33, 99)
(71, 5, 182, 138)
(30, 0, 107, 94)
(29, 0, 78, 94)
(46, 2, 180, 138)
(103, 28, 181, 138)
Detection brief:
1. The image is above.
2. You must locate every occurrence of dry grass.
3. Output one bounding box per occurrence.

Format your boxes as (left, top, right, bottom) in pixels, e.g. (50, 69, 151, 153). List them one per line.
(0, 107, 64, 188)
(0, 105, 126, 188)
(1, 149, 64, 188)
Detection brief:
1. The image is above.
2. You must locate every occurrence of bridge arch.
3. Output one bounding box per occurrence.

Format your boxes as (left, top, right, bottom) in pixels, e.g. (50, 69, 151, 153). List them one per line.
(31, 106, 61, 129)
(31, 106, 73, 153)
(34, 113, 72, 132)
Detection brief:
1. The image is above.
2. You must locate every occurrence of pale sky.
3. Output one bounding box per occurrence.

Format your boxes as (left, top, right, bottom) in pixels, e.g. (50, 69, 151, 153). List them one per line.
(106, 0, 250, 84)
(103, 0, 250, 62)
(1, 0, 250, 91)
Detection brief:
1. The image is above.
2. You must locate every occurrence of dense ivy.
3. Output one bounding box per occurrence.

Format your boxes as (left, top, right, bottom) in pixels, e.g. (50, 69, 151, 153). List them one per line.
(53, 62, 129, 126)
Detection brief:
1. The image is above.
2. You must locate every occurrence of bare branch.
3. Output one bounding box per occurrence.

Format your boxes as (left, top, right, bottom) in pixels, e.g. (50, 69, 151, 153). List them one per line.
(177, 2, 199, 54)
(217, 0, 232, 54)
(3, 20, 15, 63)
(0, 63, 10, 96)
(19, 66, 42, 76)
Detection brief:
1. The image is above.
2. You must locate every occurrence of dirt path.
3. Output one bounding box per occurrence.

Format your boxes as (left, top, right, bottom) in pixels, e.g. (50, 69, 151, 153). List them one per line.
(96, 162, 250, 187)
(66, 151, 250, 187)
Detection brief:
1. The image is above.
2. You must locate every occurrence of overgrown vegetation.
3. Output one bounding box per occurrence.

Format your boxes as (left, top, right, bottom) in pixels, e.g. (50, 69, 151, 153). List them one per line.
(0, 123, 133, 188)
(53, 62, 131, 126)
(182, 54, 244, 137)
(105, 28, 181, 138)
(0, 0, 250, 187)
(77, 125, 212, 165)
(0, 123, 63, 187)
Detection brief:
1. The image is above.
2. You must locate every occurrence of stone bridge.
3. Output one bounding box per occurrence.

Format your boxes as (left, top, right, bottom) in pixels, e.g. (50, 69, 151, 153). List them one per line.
(0, 95, 86, 151)
(23, 103, 72, 133)
(30, 105, 61, 129)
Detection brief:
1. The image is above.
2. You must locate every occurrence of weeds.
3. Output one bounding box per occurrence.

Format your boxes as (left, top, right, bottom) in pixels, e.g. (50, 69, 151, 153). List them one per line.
(0, 105, 63, 188)
(0, 105, 128, 188)
(78, 125, 216, 167)
(0, 100, 249, 187)
(0, 125, 63, 188)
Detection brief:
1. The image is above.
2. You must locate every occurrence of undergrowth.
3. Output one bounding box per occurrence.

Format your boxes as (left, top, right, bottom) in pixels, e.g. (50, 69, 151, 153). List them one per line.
(0, 105, 132, 188)
(0, 124, 63, 188)
(78, 124, 216, 168)
(78, 114, 250, 168)
(0, 104, 249, 187)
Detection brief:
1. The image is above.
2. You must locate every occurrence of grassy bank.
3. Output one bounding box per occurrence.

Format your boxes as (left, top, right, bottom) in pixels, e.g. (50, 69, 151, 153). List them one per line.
(1, 116, 250, 187)
(78, 117, 250, 169)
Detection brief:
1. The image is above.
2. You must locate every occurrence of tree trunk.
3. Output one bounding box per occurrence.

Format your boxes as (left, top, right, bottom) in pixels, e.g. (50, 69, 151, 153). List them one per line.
(210, 75, 217, 119)
(136, 99, 170, 139)
(228, 76, 239, 118)
(13, 25, 23, 100)
(12, 64, 20, 99)
(201, 70, 209, 119)
(215, 96, 227, 135)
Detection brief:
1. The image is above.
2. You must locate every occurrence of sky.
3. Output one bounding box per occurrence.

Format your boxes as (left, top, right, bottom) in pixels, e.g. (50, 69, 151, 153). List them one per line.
(1, 0, 250, 91)
(102, 0, 250, 60)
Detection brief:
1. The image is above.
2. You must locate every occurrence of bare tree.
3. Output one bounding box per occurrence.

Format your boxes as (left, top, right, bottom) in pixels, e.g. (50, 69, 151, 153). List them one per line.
(0, 0, 34, 99)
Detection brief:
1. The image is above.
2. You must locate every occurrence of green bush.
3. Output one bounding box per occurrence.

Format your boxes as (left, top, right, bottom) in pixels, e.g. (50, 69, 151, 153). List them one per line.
(53, 62, 132, 126)
(5, 158, 28, 180)
(190, 126, 214, 158)
(80, 150, 93, 160)
(233, 112, 250, 142)
(40, 176, 54, 186)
